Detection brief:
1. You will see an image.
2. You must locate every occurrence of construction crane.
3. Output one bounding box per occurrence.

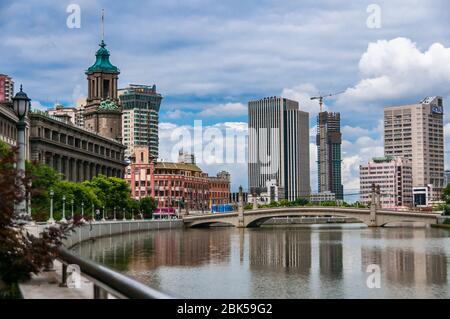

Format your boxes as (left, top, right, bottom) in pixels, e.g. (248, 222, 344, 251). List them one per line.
(310, 91, 344, 113)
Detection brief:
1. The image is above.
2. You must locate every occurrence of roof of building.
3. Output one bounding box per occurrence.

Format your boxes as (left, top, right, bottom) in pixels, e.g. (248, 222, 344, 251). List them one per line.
(155, 161, 203, 172)
(86, 41, 120, 74)
(372, 156, 395, 163)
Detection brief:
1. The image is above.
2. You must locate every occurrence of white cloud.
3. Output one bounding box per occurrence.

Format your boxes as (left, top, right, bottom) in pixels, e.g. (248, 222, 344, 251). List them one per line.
(341, 135, 384, 195)
(158, 121, 248, 191)
(164, 103, 247, 120)
(165, 109, 193, 120)
(30, 100, 47, 111)
(198, 102, 247, 118)
(338, 37, 450, 109)
(281, 83, 325, 114)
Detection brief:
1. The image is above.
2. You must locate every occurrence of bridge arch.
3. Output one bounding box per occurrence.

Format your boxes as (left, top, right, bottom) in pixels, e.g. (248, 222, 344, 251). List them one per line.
(244, 212, 367, 228)
(187, 220, 237, 228)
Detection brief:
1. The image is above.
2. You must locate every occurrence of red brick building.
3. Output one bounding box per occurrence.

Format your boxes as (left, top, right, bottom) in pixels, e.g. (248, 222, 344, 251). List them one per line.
(208, 171, 231, 205)
(125, 147, 230, 212)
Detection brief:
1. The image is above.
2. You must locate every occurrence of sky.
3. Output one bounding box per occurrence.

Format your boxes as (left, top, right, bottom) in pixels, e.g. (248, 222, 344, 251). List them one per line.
(1, 0, 450, 199)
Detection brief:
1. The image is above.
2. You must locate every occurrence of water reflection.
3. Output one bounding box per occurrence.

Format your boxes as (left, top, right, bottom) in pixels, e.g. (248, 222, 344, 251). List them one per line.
(249, 229, 311, 272)
(74, 227, 450, 298)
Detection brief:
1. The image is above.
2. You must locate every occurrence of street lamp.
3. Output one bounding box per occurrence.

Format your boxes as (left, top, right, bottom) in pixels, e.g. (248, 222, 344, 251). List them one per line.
(131, 208, 134, 220)
(92, 203, 95, 222)
(122, 207, 126, 221)
(12, 85, 31, 219)
(61, 195, 67, 222)
(81, 201, 85, 221)
(71, 199, 74, 220)
(48, 189, 55, 224)
(113, 206, 116, 221)
(102, 205, 106, 221)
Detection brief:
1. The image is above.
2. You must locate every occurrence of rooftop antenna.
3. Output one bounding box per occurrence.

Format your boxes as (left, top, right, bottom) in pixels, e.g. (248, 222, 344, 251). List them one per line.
(101, 9, 105, 43)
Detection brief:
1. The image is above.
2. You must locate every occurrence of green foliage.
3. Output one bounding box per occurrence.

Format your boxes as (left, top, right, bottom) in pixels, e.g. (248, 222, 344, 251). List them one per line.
(255, 197, 368, 209)
(442, 184, 450, 204)
(139, 197, 157, 219)
(0, 282, 21, 299)
(291, 198, 309, 206)
(318, 201, 337, 207)
(27, 164, 157, 222)
(443, 205, 450, 216)
(0, 140, 80, 288)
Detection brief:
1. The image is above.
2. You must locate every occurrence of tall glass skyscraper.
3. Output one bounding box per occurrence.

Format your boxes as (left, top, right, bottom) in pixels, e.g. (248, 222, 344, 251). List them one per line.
(119, 84, 162, 160)
(316, 112, 343, 200)
(248, 96, 310, 201)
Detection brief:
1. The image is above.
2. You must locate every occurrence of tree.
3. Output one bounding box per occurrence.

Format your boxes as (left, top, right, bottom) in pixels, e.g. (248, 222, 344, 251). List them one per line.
(84, 175, 131, 211)
(443, 205, 450, 216)
(26, 162, 62, 221)
(292, 198, 309, 206)
(442, 184, 450, 204)
(0, 141, 80, 295)
(139, 197, 157, 219)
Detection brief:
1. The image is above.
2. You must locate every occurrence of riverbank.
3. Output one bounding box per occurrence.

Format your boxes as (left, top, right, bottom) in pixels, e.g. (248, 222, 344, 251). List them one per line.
(19, 219, 183, 299)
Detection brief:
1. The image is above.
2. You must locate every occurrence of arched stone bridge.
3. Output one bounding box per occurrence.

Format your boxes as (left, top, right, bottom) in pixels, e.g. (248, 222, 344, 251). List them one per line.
(183, 207, 440, 228)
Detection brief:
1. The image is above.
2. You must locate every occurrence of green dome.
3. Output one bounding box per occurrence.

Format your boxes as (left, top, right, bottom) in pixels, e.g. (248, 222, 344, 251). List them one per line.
(86, 41, 120, 74)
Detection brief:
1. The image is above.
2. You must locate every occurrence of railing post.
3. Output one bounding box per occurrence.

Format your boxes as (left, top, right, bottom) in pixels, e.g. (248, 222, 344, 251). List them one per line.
(59, 263, 68, 287)
(93, 284, 108, 299)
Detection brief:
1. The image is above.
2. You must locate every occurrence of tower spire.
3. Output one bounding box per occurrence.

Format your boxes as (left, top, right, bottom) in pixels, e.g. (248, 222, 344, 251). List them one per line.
(101, 8, 105, 43)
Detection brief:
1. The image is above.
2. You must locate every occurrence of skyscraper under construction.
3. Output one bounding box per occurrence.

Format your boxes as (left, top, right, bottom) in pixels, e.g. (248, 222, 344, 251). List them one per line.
(316, 112, 343, 200)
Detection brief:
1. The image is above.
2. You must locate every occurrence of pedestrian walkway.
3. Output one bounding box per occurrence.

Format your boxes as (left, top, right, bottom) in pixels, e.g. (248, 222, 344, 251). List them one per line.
(19, 260, 98, 299)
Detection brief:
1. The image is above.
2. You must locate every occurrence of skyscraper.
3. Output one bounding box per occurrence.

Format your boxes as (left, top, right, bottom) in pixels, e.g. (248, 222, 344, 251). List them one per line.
(316, 111, 343, 200)
(248, 96, 310, 201)
(84, 40, 122, 141)
(384, 96, 444, 203)
(119, 84, 162, 159)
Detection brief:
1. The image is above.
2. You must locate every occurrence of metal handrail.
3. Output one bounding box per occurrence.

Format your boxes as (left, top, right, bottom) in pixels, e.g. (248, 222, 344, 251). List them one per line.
(57, 246, 173, 299)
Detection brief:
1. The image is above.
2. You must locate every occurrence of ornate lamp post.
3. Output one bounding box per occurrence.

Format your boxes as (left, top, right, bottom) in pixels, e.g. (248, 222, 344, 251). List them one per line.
(12, 85, 31, 219)
(71, 199, 74, 220)
(48, 189, 55, 224)
(113, 206, 116, 221)
(102, 205, 106, 221)
(81, 201, 85, 221)
(61, 195, 67, 222)
(123, 208, 126, 221)
(92, 203, 95, 221)
(131, 208, 134, 221)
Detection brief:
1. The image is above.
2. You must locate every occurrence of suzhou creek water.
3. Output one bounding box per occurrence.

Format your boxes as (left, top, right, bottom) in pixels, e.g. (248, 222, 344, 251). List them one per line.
(73, 225, 450, 298)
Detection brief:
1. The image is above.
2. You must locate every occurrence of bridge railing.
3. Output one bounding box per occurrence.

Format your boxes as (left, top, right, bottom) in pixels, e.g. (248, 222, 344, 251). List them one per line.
(57, 246, 173, 299)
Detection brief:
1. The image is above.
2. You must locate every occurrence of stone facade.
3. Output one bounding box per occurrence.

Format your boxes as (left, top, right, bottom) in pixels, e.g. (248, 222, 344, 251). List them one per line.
(0, 102, 30, 159)
(29, 110, 126, 182)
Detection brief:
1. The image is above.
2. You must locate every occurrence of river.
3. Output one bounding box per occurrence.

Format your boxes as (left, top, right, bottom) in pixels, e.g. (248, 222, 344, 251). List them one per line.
(73, 226, 450, 298)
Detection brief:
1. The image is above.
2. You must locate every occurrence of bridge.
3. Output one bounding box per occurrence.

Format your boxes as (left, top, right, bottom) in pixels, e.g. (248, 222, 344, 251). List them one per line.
(183, 206, 440, 228)
(183, 207, 440, 228)
(184, 186, 440, 228)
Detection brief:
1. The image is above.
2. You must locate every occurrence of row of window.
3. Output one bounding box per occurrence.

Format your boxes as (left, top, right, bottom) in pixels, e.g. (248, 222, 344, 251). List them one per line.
(36, 126, 122, 160)
(0, 118, 17, 140)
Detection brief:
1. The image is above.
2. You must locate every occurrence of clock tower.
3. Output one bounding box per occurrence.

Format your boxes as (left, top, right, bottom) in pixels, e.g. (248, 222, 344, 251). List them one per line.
(84, 40, 122, 141)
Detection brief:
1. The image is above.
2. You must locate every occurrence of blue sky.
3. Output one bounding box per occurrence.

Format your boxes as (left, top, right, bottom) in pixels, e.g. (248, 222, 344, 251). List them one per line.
(1, 0, 450, 196)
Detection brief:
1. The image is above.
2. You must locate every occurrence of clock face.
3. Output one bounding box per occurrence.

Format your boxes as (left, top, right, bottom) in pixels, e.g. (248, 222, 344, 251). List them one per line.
(432, 105, 443, 114)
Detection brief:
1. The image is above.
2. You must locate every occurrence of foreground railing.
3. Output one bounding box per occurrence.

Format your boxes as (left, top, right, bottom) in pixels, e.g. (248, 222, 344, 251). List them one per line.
(57, 247, 173, 299)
